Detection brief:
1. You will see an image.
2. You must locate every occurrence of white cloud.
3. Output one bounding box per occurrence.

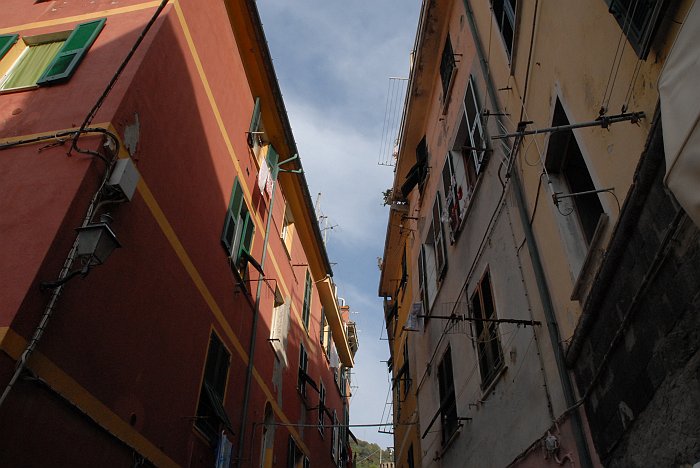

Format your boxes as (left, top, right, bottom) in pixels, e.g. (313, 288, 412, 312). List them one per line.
(257, 0, 421, 449)
(286, 97, 394, 247)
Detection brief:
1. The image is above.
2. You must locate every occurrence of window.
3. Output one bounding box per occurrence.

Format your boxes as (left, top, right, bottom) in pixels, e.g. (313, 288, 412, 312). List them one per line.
(331, 410, 339, 463)
(319, 307, 331, 359)
(270, 288, 290, 365)
(286, 437, 306, 468)
(437, 347, 458, 445)
(430, 195, 448, 280)
(440, 35, 456, 98)
(401, 136, 430, 198)
(297, 344, 309, 399)
(491, 0, 517, 59)
(471, 270, 504, 388)
(302, 270, 312, 330)
(394, 340, 411, 400)
(195, 333, 232, 442)
(545, 98, 606, 278)
(221, 177, 254, 273)
(399, 244, 408, 295)
(318, 381, 326, 435)
(443, 76, 486, 240)
(407, 444, 415, 468)
(605, 0, 667, 59)
(417, 245, 430, 318)
(281, 203, 295, 254)
(0, 19, 105, 92)
(248, 97, 266, 165)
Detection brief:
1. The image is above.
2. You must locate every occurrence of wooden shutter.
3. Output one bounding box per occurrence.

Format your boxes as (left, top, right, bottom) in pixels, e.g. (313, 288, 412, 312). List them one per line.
(249, 97, 261, 133)
(302, 271, 312, 328)
(0, 34, 18, 60)
(267, 145, 280, 180)
(221, 178, 244, 254)
(433, 196, 447, 278)
(237, 211, 254, 266)
(37, 18, 106, 85)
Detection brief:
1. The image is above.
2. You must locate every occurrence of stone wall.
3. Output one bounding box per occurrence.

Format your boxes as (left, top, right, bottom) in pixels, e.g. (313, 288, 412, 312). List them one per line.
(570, 114, 700, 467)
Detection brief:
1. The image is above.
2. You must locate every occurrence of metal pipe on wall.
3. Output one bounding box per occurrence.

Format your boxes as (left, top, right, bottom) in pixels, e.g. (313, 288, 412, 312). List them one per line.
(462, 1, 593, 466)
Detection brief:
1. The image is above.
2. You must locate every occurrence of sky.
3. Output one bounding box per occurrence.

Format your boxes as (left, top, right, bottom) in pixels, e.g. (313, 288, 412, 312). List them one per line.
(256, 1, 421, 449)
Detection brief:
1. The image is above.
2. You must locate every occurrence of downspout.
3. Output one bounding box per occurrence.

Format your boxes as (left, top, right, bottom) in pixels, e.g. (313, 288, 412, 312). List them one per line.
(236, 153, 296, 467)
(462, 1, 593, 466)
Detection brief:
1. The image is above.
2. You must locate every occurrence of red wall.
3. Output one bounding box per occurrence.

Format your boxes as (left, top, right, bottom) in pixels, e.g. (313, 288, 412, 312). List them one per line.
(0, 1, 349, 466)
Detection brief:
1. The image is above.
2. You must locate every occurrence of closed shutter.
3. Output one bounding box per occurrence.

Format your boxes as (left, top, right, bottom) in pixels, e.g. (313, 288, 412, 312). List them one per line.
(37, 18, 106, 85)
(0, 34, 18, 60)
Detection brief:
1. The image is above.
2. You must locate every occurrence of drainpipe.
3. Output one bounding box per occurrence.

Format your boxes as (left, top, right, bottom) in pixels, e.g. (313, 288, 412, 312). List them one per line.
(236, 153, 298, 467)
(462, 1, 593, 466)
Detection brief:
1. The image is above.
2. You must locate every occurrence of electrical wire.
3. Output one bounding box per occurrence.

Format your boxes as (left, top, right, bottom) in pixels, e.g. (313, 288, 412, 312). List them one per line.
(72, 0, 169, 156)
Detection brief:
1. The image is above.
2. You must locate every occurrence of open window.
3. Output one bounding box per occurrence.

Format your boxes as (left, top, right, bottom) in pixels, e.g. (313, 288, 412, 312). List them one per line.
(301, 270, 312, 330)
(401, 136, 430, 198)
(605, 0, 668, 59)
(270, 289, 290, 365)
(195, 333, 233, 443)
(221, 177, 254, 274)
(247, 97, 268, 167)
(545, 98, 607, 282)
(471, 270, 504, 388)
(440, 34, 457, 112)
(0, 19, 105, 93)
(437, 346, 458, 445)
(491, 0, 517, 61)
(281, 203, 295, 255)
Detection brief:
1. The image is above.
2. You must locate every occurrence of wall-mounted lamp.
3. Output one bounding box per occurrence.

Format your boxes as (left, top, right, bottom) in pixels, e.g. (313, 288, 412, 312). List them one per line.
(40, 214, 121, 290)
(75, 214, 121, 265)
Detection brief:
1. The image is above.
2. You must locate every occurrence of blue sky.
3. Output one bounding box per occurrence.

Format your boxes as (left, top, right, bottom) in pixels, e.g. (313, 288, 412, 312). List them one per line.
(257, 1, 421, 448)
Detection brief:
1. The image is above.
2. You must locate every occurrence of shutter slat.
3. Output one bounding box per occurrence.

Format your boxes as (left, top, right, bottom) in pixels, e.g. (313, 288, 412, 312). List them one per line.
(37, 18, 106, 85)
(0, 34, 19, 61)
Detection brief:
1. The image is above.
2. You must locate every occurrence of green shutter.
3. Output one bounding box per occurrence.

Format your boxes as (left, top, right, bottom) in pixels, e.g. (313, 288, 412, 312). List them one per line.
(266, 145, 279, 181)
(237, 211, 254, 267)
(221, 178, 244, 254)
(1, 41, 63, 90)
(302, 271, 312, 329)
(0, 34, 19, 60)
(37, 18, 105, 85)
(249, 97, 261, 133)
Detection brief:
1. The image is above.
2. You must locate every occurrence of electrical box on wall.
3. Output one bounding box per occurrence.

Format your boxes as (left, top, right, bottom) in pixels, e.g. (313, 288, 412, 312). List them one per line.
(108, 158, 140, 201)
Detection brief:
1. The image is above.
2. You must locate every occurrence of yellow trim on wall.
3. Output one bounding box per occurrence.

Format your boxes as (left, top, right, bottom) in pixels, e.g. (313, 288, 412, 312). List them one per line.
(0, 1, 168, 35)
(0, 327, 179, 467)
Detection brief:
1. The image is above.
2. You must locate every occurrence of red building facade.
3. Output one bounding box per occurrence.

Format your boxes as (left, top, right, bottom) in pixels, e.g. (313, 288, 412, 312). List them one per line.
(0, 1, 355, 466)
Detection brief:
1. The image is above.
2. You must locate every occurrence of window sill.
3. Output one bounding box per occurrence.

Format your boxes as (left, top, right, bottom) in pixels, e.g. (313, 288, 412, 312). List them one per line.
(480, 364, 507, 399)
(0, 84, 38, 94)
(439, 425, 461, 458)
(571, 214, 609, 301)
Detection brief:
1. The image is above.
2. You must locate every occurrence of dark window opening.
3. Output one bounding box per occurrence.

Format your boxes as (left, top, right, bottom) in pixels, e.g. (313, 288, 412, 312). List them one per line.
(437, 347, 458, 445)
(471, 271, 504, 388)
(297, 344, 309, 399)
(605, 0, 667, 59)
(491, 0, 517, 58)
(195, 333, 232, 442)
(546, 99, 605, 245)
(440, 35, 456, 97)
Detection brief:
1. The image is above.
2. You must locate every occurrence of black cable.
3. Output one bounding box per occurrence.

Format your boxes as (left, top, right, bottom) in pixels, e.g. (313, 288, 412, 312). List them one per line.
(71, 0, 169, 155)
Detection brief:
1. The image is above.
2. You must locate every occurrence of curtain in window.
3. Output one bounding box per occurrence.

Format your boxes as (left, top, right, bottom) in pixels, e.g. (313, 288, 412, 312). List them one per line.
(2, 41, 63, 90)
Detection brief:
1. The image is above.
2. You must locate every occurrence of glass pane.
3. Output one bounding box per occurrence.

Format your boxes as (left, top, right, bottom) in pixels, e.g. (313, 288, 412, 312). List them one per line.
(1, 41, 63, 90)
